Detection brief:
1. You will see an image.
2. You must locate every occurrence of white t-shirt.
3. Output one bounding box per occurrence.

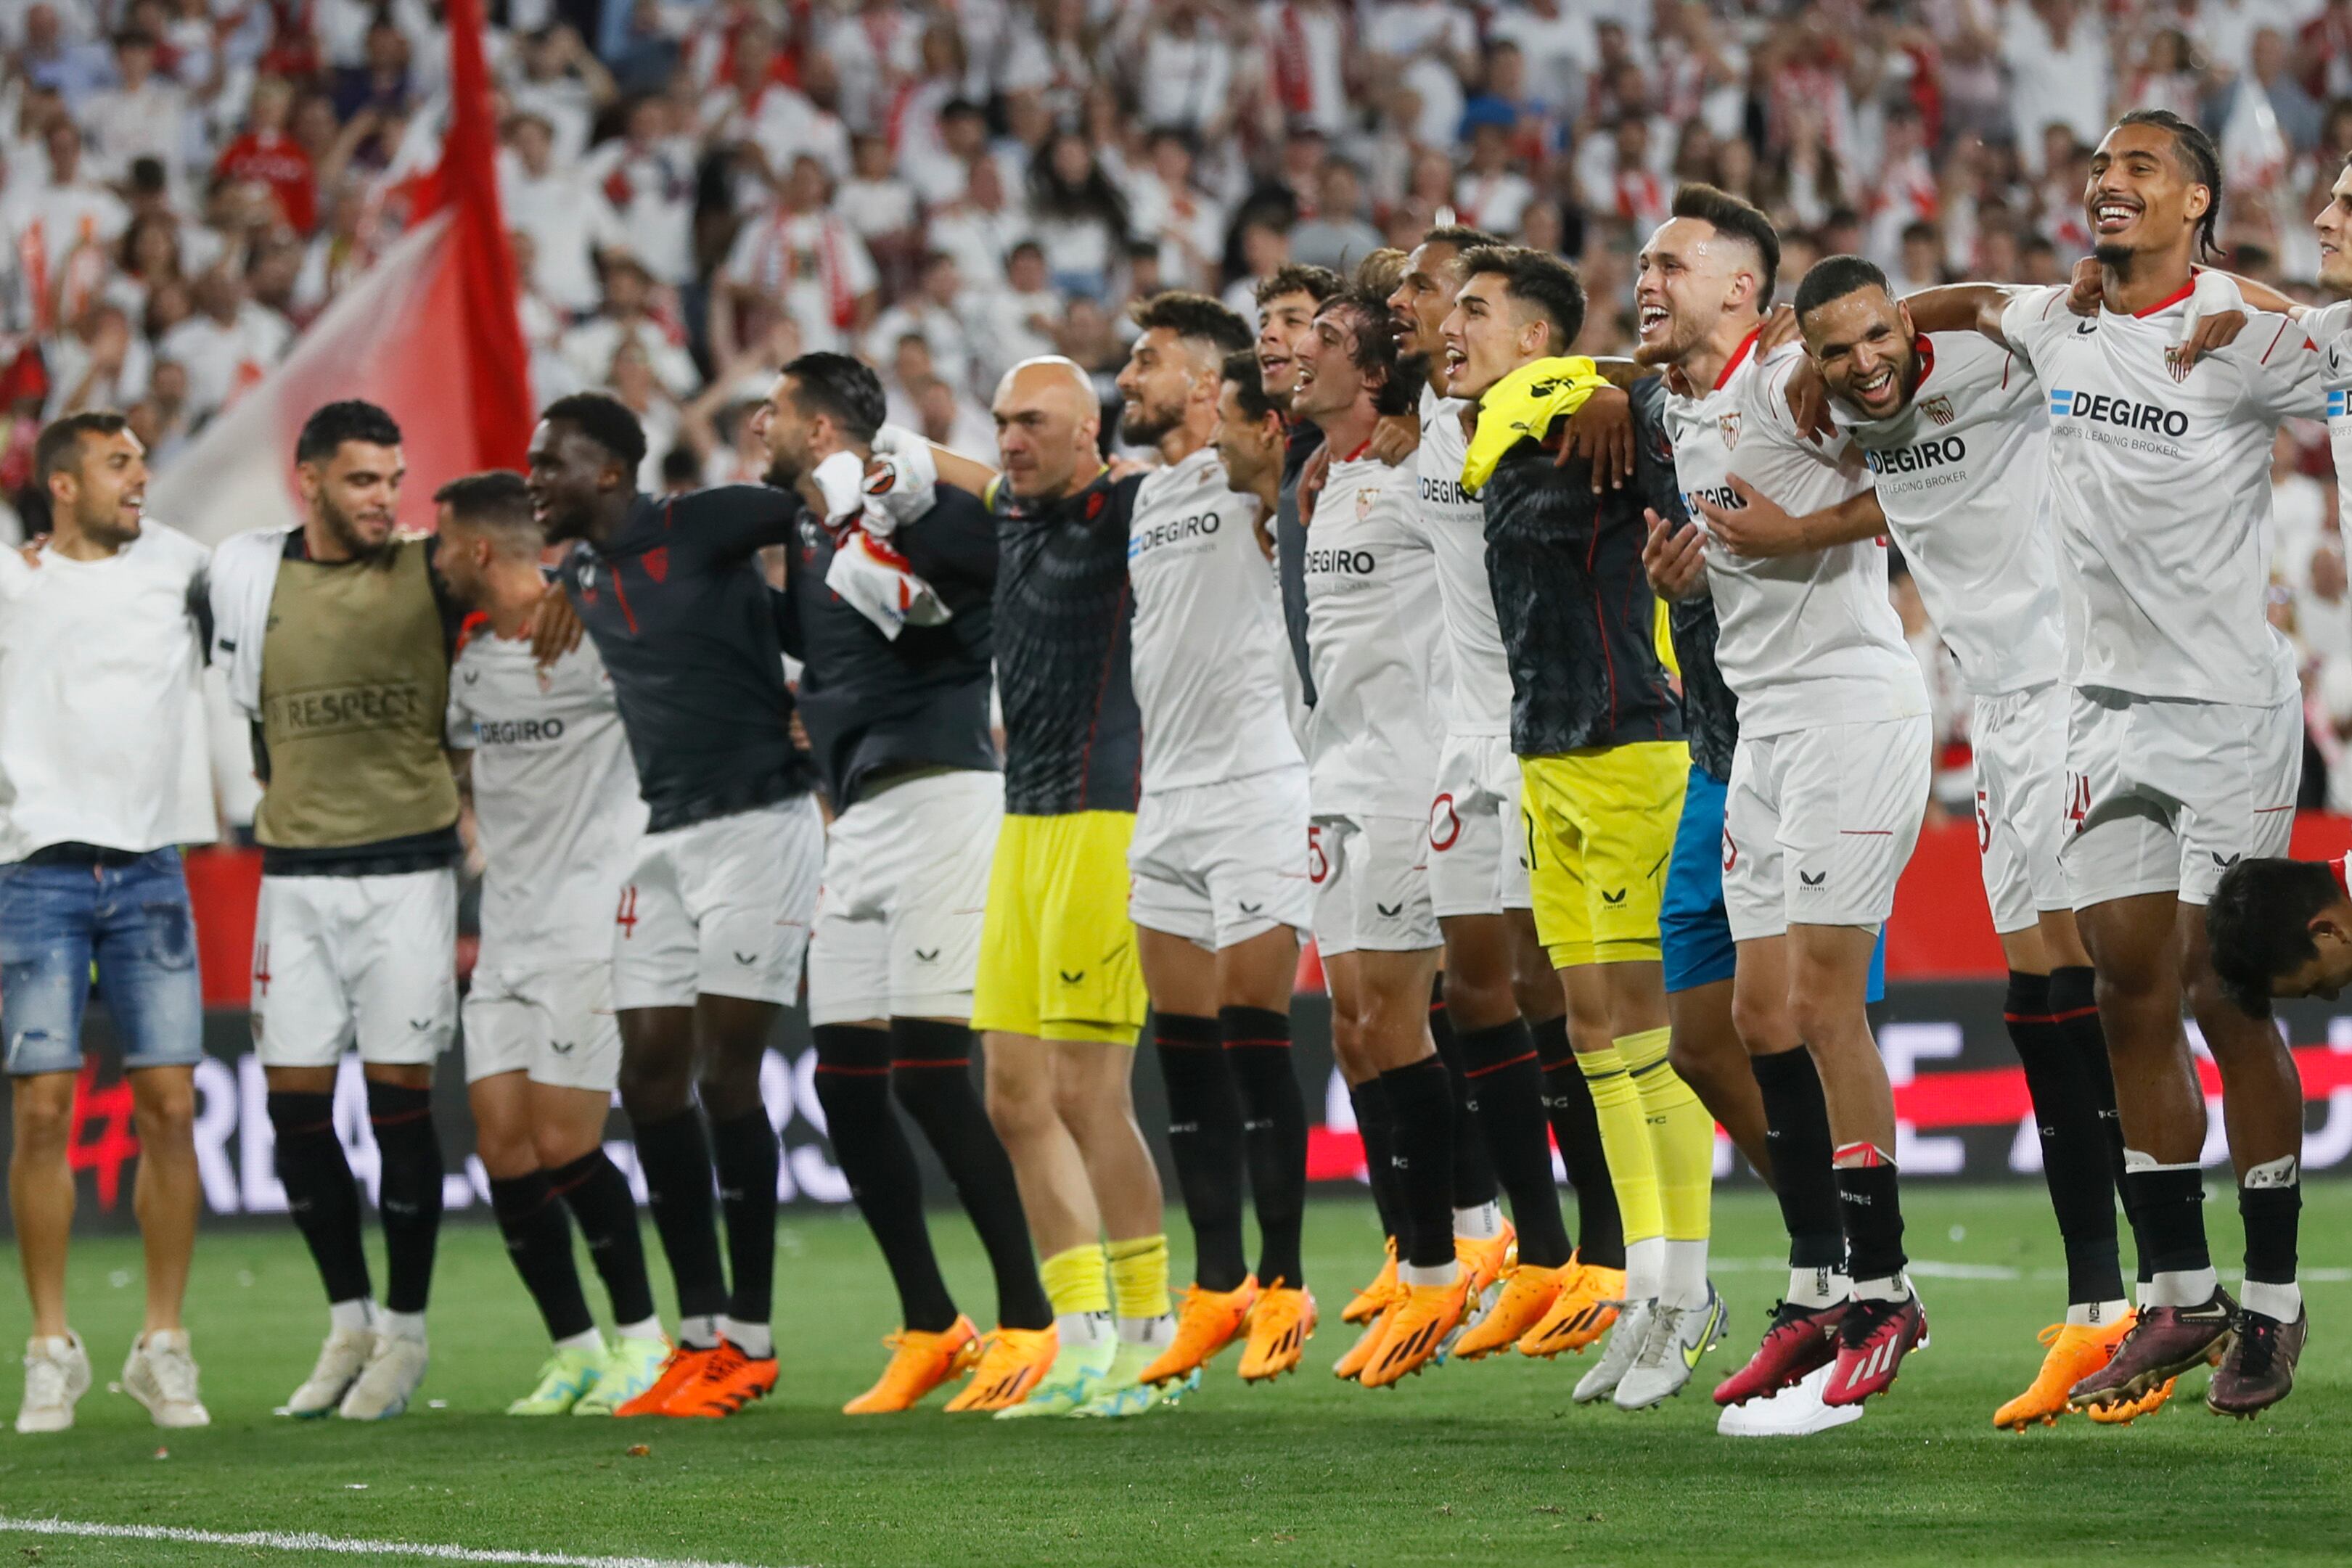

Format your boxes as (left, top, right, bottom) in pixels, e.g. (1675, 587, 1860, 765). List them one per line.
(1128, 445, 1302, 792)
(0, 523, 213, 862)
(1833, 329, 2063, 697)
(1303, 451, 1445, 818)
(446, 629, 646, 971)
(1665, 334, 1926, 737)
(2000, 282, 2322, 707)
(1411, 382, 1510, 737)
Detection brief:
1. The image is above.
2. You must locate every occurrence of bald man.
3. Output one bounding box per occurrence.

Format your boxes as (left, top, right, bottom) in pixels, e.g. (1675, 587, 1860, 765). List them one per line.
(924, 358, 1179, 1418)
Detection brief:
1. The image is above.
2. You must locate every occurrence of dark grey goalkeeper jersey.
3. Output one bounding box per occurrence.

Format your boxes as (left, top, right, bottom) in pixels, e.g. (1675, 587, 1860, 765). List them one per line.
(988, 469, 1144, 816)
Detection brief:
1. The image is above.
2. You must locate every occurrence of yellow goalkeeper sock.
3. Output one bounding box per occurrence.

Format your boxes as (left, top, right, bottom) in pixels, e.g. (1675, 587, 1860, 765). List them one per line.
(1575, 1040, 1663, 1292)
(1105, 1234, 1171, 1323)
(1619, 1025, 1714, 1244)
(1039, 1242, 1110, 1318)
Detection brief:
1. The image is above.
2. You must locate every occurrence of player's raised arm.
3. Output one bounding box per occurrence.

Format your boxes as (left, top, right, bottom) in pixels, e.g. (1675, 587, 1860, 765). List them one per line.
(1901, 283, 2020, 347)
(920, 440, 1000, 498)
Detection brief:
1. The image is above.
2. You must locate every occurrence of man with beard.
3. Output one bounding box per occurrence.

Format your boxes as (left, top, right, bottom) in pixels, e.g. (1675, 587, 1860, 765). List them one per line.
(1689, 255, 2165, 1430)
(751, 353, 1057, 1416)
(430, 472, 666, 1419)
(1385, 225, 1623, 1364)
(1107, 293, 1319, 1397)
(1902, 111, 2322, 1417)
(209, 402, 465, 1422)
(3, 414, 212, 1434)
(528, 391, 824, 1419)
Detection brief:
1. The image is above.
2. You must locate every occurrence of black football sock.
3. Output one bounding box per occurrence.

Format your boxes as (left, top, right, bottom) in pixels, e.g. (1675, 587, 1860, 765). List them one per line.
(1155, 1011, 1250, 1292)
(709, 1108, 780, 1331)
(2239, 1161, 2301, 1311)
(1222, 1005, 1308, 1288)
(1457, 1018, 1573, 1268)
(889, 1018, 1052, 1331)
(1427, 977, 1497, 1210)
(1377, 1055, 1458, 1271)
(2004, 970, 2126, 1306)
(814, 1024, 957, 1334)
(2049, 964, 2147, 1286)
(1534, 1016, 1620, 1268)
(490, 1171, 596, 1342)
(1835, 1155, 1908, 1294)
(366, 1080, 443, 1315)
(1750, 1047, 1845, 1274)
(2123, 1161, 2211, 1285)
(1349, 1078, 1404, 1244)
(628, 1108, 729, 1324)
(548, 1147, 657, 1327)
(266, 1091, 374, 1306)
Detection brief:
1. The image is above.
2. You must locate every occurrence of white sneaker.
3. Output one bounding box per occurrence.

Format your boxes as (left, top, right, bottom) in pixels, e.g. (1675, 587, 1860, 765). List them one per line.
(1615, 1282, 1726, 1411)
(1573, 1300, 1651, 1404)
(16, 1334, 92, 1433)
(1716, 1360, 1866, 1437)
(287, 1325, 375, 1418)
(123, 1330, 211, 1428)
(337, 1330, 429, 1421)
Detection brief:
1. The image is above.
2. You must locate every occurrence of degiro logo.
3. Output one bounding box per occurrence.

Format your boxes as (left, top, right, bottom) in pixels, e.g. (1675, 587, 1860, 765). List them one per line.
(2049, 387, 2189, 438)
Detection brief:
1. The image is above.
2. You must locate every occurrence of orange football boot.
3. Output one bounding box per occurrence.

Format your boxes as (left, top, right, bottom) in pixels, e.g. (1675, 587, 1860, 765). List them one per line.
(1238, 1284, 1317, 1382)
(1334, 1284, 1405, 1382)
(1361, 1271, 1472, 1387)
(843, 1318, 982, 1415)
(1139, 1278, 1258, 1385)
(612, 1345, 716, 1418)
(662, 1340, 777, 1418)
(1453, 1264, 1564, 1360)
(1517, 1256, 1624, 1358)
(1456, 1224, 1516, 1300)
(941, 1326, 1058, 1413)
(1343, 1241, 1398, 1326)
(1995, 1318, 2139, 1430)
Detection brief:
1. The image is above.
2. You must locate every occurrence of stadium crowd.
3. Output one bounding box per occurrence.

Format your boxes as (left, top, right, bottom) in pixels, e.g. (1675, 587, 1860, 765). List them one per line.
(0, 0, 2350, 800)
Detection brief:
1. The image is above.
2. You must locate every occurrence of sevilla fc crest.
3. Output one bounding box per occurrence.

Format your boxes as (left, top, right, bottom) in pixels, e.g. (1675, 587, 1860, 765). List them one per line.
(1919, 395, 1955, 427)
(1718, 411, 1741, 449)
(1357, 484, 1377, 520)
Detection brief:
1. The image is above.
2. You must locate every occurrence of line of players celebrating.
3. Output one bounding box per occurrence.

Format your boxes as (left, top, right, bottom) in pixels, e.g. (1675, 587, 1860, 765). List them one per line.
(8, 104, 2329, 1434)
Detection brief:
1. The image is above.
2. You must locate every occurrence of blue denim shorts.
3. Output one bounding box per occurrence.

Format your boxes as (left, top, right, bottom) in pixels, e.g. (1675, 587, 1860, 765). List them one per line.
(0, 847, 205, 1076)
(1660, 768, 1887, 1001)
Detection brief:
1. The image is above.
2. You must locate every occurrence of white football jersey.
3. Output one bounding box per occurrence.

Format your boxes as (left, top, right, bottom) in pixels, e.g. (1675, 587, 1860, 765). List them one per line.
(2000, 282, 2322, 706)
(2298, 298, 2352, 525)
(447, 629, 647, 970)
(1411, 382, 1512, 737)
(1128, 444, 1303, 791)
(1834, 330, 2063, 696)
(1665, 334, 1927, 737)
(1303, 452, 1445, 818)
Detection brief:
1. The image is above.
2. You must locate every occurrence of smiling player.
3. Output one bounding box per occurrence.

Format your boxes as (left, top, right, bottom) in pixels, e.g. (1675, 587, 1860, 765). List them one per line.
(1904, 111, 2322, 1419)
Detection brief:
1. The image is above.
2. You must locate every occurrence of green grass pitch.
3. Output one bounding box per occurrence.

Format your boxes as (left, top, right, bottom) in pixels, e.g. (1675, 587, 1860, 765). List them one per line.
(0, 1185, 2345, 1567)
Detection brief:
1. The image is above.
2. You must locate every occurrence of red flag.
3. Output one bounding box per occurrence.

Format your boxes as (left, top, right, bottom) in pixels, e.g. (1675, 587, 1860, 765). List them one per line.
(150, 0, 532, 541)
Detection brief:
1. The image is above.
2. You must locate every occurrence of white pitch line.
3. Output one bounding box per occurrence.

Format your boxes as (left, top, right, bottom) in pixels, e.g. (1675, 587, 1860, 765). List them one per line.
(0, 1516, 782, 1568)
